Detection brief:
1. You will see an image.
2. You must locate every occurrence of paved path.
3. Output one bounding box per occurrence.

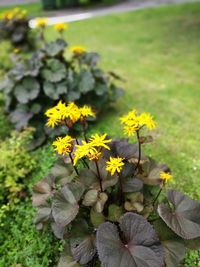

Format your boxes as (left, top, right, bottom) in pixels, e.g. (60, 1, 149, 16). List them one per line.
(29, 0, 200, 27)
(0, 0, 39, 6)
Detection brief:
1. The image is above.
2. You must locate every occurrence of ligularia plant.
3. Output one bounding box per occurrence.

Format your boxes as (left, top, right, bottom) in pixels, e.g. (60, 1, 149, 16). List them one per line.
(32, 102, 200, 267)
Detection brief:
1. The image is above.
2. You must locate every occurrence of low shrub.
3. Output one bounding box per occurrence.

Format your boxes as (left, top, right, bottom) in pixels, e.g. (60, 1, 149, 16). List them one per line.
(0, 7, 34, 49)
(32, 102, 200, 267)
(0, 22, 123, 141)
(0, 128, 36, 205)
(0, 201, 62, 267)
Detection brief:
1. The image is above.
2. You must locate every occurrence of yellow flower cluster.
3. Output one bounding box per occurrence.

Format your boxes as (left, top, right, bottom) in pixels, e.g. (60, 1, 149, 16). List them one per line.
(74, 134, 112, 165)
(35, 18, 48, 28)
(0, 8, 27, 21)
(70, 45, 86, 56)
(106, 157, 125, 176)
(160, 171, 173, 182)
(52, 135, 74, 155)
(45, 101, 95, 128)
(54, 23, 68, 32)
(120, 109, 156, 136)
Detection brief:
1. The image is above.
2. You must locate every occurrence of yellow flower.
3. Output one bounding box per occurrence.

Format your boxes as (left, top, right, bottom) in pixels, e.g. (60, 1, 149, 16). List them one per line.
(87, 149, 102, 161)
(52, 135, 74, 155)
(138, 112, 156, 130)
(13, 48, 21, 54)
(119, 109, 138, 125)
(70, 45, 86, 55)
(74, 141, 97, 165)
(74, 133, 111, 165)
(160, 171, 173, 182)
(35, 18, 48, 28)
(120, 109, 156, 136)
(45, 101, 81, 128)
(64, 102, 80, 123)
(89, 134, 112, 150)
(123, 124, 138, 137)
(54, 23, 68, 32)
(46, 116, 60, 128)
(45, 106, 61, 128)
(106, 157, 125, 176)
(79, 105, 95, 119)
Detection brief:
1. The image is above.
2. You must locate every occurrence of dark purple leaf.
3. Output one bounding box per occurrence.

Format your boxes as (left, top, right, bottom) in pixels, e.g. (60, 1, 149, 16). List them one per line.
(158, 190, 200, 239)
(97, 212, 164, 267)
(52, 185, 79, 228)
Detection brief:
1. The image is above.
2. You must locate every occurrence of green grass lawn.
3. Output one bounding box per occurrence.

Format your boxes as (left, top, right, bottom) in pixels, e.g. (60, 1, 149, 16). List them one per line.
(0, 2, 200, 266)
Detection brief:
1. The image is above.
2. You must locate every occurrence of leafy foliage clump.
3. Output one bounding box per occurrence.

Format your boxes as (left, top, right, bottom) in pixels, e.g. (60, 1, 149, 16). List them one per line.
(0, 7, 34, 48)
(0, 128, 36, 204)
(0, 36, 123, 141)
(0, 201, 62, 267)
(32, 104, 200, 267)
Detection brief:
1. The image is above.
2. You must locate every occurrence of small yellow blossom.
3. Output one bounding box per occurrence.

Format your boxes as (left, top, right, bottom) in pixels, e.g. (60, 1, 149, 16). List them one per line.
(74, 134, 111, 165)
(35, 18, 48, 28)
(120, 109, 156, 136)
(138, 112, 156, 130)
(79, 105, 95, 119)
(45, 101, 81, 128)
(52, 135, 74, 155)
(74, 141, 97, 165)
(160, 171, 173, 182)
(89, 134, 112, 150)
(13, 48, 21, 54)
(54, 23, 68, 32)
(70, 45, 86, 55)
(106, 157, 125, 176)
(123, 125, 138, 137)
(64, 102, 80, 123)
(46, 116, 60, 128)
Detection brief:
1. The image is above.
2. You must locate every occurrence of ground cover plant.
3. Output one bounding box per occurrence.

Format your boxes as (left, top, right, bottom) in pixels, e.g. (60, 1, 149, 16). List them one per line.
(33, 101, 200, 266)
(0, 2, 200, 266)
(0, 7, 34, 49)
(0, 21, 123, 141)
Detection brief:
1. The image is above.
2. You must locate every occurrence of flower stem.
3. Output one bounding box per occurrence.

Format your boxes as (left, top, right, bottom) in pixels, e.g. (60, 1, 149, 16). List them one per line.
(95, 160, 103, 192)
(69, 153, 79, 176)
(134, 130, 141, 175)
(152, 187, 163, 206)
(118, 172, 124, 205)
(82, 120, 88, 142)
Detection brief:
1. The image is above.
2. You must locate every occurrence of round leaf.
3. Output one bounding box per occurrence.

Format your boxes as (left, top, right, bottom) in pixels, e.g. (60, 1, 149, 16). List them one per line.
(14, 77, 40, 104)
(97, 212, 164, 267)
(158, 190, 200, 239)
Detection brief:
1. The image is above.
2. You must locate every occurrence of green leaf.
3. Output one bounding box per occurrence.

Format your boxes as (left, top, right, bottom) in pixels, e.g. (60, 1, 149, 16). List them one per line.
(158, 190, 200, 239)
(52, 185, 79, 227)
(108, 204, 123, 222)
(14, 77, 40, 104)
(90, 208, 105, 227)
(97, 212, 164, 267)
(79, 70, 95, 93)
(43, 81, 67, 100)
(44, 38, 67, 57)
(81, 52, 100, 67)
(42, 59, 67, 83)
(9, 108, 33, 130)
